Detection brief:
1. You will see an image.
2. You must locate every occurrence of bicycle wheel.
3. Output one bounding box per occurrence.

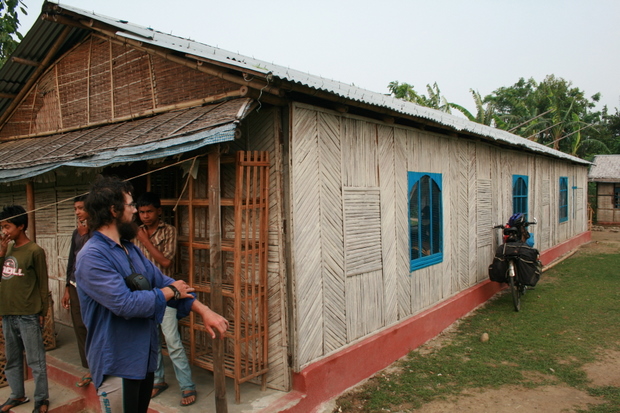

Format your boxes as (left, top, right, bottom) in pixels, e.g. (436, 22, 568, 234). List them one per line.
(508, 264, 521, 312)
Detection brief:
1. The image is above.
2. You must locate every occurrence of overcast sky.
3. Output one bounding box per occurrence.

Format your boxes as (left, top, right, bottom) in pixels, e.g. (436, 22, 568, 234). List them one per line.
(17, 0, 620, 114)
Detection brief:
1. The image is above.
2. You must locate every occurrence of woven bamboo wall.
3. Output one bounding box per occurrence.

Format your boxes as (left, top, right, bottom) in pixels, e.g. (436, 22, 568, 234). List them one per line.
(0, 34, 241, 139)
(289, 102, 589, 371)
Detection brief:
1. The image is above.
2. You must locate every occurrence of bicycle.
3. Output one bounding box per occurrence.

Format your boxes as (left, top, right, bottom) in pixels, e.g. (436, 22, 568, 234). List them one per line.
(491, 213, 538, 312)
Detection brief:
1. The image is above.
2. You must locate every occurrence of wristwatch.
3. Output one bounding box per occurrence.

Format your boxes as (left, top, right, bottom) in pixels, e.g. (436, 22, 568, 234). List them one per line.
(166, 285, 181, 300)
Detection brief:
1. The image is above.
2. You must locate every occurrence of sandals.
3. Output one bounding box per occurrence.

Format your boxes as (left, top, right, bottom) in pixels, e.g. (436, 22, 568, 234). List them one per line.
(0, 397, 29, 412)
(181, 390, 197, 406)
(0, 397, 46, 413)
(32, 399, 49, 413)
(75, 374, 93, 387)
(151, 382, 169, 398)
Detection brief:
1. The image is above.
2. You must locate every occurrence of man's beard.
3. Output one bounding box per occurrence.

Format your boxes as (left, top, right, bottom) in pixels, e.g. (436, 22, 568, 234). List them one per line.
(117, 220, 138, 240)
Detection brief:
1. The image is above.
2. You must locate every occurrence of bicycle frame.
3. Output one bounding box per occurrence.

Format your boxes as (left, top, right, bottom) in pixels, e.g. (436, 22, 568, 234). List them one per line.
(506, 258, 521, 311)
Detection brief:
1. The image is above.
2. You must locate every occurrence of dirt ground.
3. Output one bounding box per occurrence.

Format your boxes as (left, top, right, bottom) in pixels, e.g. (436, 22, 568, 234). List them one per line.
(330, 228, 620, 413)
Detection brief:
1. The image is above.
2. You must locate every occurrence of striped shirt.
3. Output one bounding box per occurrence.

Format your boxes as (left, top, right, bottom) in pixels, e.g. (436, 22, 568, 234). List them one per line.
(133, 221, 177, 277)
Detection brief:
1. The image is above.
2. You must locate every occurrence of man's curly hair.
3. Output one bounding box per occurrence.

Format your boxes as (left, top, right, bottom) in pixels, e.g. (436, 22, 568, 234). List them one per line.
(85, 175, 134, 231)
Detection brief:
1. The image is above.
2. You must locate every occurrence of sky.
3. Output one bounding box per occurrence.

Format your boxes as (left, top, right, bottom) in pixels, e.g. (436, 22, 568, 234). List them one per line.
(15, 0, 620, 115)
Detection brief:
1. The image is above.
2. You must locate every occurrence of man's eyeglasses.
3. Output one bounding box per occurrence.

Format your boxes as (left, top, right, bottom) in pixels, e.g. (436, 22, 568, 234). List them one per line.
(125, 203, 137, 209)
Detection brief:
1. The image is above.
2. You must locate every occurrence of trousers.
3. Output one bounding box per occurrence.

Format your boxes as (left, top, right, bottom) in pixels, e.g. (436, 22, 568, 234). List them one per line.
(154, 306, 195, 391)
(2, 314, 49, 403)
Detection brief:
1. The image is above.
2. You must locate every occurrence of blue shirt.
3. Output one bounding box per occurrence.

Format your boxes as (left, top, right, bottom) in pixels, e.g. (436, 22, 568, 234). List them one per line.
(75, 230, 194, 388)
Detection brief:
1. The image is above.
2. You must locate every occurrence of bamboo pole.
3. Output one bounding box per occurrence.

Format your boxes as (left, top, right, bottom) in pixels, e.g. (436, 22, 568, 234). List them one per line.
(188, 173, 196, 363)
(147, 54, 157, 110)
(54, 65, 63, 130)
(87, 37, 92, 125)
(29, 83, 38, 135)
(26, 181, 36, 242)
(208, 147, 228, 412)
(233, 152, 244, 402)
(11, 57, 40, 67)
(108, 38, 115, 119)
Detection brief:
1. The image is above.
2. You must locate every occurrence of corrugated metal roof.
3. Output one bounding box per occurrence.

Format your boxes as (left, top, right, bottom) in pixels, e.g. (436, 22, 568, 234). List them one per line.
(0, 5, 87, 116)
(0, 98, 253, 182)
(588, 155, 620, 182)
(0, 1, 589, 167)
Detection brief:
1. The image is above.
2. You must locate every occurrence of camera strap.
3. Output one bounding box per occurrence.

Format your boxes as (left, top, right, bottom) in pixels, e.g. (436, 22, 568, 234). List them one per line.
(121, 245, 138, 275)
(121, 244, 152, 291)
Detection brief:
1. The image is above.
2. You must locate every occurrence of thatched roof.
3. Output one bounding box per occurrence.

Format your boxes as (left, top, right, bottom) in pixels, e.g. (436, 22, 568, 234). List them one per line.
(0, 99, 253, 182)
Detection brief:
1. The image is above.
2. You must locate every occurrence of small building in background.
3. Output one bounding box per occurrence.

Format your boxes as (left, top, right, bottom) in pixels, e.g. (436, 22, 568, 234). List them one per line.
(588, 154, 620, 225)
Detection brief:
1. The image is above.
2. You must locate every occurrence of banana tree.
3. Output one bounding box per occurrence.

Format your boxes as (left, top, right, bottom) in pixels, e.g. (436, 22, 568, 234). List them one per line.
(451, 89, 497, 126)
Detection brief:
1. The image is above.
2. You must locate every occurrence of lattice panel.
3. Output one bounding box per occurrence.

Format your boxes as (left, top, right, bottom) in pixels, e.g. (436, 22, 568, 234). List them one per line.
(575, 188, 583, 211)
(343, 187, 382, 277)
(542, 180, 550, 206)
(477, 179, 493, 247)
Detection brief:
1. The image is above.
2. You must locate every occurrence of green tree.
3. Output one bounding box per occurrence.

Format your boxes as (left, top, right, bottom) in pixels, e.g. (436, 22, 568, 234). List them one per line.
(564, 112, 610, 159)
(481, 75, 620, 158)
(485, 75, 604, 154)
(0, 0, 27, 66)
(595, 108, 620, 155)
(388, 81, 459, 114)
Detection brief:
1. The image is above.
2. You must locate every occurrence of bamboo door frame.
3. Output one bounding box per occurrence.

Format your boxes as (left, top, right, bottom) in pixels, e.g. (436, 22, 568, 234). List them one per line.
(146, 149, 270, 403)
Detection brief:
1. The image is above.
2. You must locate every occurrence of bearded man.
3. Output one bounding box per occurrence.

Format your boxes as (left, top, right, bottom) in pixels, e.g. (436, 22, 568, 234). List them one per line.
(75, 176, 228, 413)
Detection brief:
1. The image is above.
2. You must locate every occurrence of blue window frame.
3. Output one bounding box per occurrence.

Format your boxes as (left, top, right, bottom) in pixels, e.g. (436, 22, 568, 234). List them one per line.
(615, 185, 620, 209)
(559, 177, 568, 222)
(512, 175, 528, 218)
(408, 172, 443, 271)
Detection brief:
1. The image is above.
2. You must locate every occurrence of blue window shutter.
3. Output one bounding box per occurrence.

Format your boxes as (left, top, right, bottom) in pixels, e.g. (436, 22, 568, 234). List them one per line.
(408, 172, 443, 272)
(559, 177, 568, 222)
(512, 175, 528, 218)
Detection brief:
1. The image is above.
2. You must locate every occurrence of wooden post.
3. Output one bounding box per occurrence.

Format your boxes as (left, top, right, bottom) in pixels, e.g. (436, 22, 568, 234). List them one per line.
(26, 181, 36, 242)
(208, 147, 228, 412)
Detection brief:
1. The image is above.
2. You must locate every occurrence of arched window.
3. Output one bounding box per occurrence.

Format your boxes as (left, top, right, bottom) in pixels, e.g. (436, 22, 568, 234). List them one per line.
(512, 175, 528, 218)
(559, 177, 568, 222)
(408, 172, 443, 271)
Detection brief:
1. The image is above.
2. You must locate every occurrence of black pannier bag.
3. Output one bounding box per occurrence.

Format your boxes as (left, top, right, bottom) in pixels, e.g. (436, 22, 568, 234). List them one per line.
(514, 253, 542, 287)
(488, 255, 508, 283)
(501, 242, 533, 258)
(488, 244, 511, 283)
(489, 243, 542, 286)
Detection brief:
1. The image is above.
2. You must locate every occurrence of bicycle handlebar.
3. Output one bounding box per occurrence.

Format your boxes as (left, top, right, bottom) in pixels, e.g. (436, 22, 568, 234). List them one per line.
(493, 218, 537, 229)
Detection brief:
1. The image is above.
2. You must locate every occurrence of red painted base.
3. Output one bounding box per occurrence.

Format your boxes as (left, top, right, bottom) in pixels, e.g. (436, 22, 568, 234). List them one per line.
(264, 231, 591, 413)
(539, 231, 591, 266)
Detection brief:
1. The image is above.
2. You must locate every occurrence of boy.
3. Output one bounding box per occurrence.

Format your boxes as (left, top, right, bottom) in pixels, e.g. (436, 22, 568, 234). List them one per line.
(133, 192, 197, 406)
(0, 205, 50, 413)
(61, 195, 92, 387)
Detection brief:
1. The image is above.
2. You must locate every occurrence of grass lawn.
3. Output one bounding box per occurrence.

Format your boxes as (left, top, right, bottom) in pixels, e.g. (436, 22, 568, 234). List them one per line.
(333, 242, 620, 412)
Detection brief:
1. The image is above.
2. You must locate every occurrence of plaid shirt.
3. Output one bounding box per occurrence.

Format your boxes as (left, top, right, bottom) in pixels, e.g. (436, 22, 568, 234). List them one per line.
(133, 221, 177, 277)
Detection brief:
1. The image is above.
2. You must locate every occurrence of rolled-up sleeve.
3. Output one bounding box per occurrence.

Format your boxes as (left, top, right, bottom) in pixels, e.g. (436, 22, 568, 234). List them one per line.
(136, 247, 195, 319)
